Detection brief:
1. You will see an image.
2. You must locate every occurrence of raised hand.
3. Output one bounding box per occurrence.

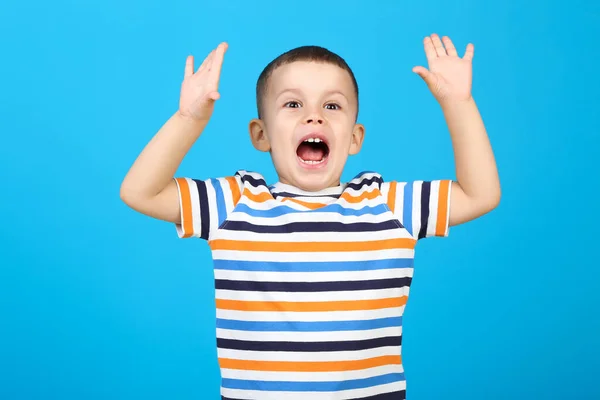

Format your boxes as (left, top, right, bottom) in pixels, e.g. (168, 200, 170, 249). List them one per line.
(413, 34, 474, 104)
(179, 42, 228, 123)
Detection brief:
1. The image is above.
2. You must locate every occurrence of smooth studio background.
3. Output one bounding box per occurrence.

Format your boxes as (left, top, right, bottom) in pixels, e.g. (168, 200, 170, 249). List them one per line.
(1, 0, 598, 399)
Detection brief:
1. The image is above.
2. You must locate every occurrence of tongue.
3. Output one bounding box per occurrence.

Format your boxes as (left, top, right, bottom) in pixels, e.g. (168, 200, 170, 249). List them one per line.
(297, 143, 325, 161)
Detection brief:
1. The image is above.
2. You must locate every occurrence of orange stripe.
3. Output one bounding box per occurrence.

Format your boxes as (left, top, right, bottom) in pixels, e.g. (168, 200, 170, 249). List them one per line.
(243, 188, 272, 203)
(225, 176, 241, 206)
(216, 296, 406, 312)
(436, 180, 450, 236)
(219, 355, 401, 372)
(243, 187, 380, 206)
(210, 238, 416, 252)
(340, 189, 380, 203)
(387, 181, 397, 212)
(281, 197, 327, 209)
(175, 178, 193, 238)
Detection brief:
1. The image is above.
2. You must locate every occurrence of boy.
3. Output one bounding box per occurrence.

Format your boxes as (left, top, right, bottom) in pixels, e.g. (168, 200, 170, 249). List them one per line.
(121, 34, 500, 399)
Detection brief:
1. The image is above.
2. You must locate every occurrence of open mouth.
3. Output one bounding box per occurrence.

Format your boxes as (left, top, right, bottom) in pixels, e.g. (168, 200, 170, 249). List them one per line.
(296, 136, 330, 166)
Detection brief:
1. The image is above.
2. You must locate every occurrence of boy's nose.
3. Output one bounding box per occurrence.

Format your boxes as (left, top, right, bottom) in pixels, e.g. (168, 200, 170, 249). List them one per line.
(305, 112, 324, 124)
(305, 117, 324, 124)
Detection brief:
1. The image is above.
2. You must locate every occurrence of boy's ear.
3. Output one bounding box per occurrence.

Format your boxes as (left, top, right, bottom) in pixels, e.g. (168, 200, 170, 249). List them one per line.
(249, 118, 271, 152)
(348, 123, 365, 155)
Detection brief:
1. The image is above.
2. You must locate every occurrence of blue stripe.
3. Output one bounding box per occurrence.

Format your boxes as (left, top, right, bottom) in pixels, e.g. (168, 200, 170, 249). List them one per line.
(213, 258, 414, 272)
(211, 178, 227, 227)
(403, 182, 413, 236)
(221, 373, 405, 392)
(232, 203, 390, 218)
(216, 317, 402, 332)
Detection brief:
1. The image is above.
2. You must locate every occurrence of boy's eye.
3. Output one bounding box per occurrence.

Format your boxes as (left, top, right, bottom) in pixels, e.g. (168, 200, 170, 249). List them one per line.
(325, 103, 340, 110)
(284, 101, 301, 108)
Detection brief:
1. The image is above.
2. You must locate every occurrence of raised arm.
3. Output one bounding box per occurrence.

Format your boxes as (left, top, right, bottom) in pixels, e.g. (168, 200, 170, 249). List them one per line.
(413, 34, 501, 226)
(120, 42, 228, 223)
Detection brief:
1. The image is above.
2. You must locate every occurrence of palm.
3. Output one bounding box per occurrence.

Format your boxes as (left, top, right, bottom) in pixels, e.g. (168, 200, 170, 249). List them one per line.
(413, 34, 474, 103)
(179, 42, 228, 123)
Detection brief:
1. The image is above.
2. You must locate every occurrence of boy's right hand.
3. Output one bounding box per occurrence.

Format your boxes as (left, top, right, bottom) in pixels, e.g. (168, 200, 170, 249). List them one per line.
(179, 42, 228, 124)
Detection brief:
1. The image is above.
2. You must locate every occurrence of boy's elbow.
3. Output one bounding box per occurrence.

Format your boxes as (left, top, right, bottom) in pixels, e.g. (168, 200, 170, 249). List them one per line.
(481, 187, 501, 214)
(120, 183, 141, 209)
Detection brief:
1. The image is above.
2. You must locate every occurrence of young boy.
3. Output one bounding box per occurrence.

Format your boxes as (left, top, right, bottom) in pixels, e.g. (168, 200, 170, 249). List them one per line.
(121, 34, 500, 399)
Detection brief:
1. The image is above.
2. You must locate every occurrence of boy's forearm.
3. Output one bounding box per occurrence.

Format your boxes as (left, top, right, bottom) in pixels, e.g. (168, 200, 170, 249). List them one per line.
(441, 98, 500, 209)
(120, 111, 207, 201)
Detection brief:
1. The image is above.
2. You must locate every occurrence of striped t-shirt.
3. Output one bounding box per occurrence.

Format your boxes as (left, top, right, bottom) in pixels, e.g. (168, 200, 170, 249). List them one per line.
(174, 170, 452, 400)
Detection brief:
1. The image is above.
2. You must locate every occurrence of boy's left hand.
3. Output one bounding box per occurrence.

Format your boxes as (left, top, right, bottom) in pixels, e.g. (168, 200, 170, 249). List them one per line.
(413, 34, 474, 104)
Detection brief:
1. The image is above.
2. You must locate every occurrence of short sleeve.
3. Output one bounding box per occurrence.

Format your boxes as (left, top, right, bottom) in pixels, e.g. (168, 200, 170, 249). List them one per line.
(383, 180, 452, 240)
(173, 175, 243, 240)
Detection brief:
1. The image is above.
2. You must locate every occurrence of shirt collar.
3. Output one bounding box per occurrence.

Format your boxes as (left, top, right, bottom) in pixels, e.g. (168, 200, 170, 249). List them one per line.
(269, 181, 346, 199)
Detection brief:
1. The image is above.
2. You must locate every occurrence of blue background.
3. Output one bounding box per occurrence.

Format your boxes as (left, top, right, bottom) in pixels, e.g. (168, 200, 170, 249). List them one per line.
(1, 0, 598, 399)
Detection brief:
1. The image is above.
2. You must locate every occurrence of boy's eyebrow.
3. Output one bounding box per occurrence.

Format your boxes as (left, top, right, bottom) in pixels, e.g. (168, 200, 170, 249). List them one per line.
(275, 88, 349, 101)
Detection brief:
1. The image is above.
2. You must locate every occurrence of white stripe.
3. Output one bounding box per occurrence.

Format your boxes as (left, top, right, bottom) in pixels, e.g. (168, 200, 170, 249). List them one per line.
(214, 267, 413, 282)
(277, 195, 338, 205)
(395, 181, 406, 226)
(218, 346, 400, 362)
(174, 179, 187, 238)
(411, 181, 422, 238)
(216, 327, 403, 342)
(240, 170, 267, 182)
(271, 181, 346, 197)
(243, 181, 275, 195)
(205, 179, 219, 240)
(220, 363, 404, 382)
(445, 181, 452, 236)
(226, 209, 399, 225)
(215, 288, 405, 302)
(213, 228, 414, 243)
(211, 248, 415, 262)
(216, 306, 405, 322)
(426, 180, 440, 238)
(220, 381, 406, 400)
(239, 195, 387, 211)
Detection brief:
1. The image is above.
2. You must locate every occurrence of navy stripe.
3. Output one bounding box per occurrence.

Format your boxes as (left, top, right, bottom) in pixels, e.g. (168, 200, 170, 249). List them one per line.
(352, 390, 406, 400)
(215, 277, 412, 292)
(193, 179, 210, 240)
(221, 219, 400, 234)
(240, 174, 268, 189)
(269, 175, 382, 200)
(217, 335, 402, 352)
(270, 190, 341, 199)
(418, 181, 431, 240)
(223, 393, 405, 400)
(346, 174, 383, 191)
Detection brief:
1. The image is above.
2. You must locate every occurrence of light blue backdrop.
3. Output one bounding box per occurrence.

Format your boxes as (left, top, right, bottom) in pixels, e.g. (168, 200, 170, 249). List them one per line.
(1, 0, 598, 399)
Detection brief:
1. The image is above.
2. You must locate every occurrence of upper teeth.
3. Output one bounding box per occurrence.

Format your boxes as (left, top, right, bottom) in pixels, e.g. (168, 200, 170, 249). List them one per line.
(305, 138, 322, 143)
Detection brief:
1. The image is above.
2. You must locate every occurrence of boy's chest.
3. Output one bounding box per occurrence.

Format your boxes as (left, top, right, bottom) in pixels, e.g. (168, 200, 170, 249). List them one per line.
(209, 202, 417, 270)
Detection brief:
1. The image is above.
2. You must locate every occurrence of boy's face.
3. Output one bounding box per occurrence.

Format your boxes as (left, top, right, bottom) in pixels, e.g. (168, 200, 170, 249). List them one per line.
(249, 61, 365, 191)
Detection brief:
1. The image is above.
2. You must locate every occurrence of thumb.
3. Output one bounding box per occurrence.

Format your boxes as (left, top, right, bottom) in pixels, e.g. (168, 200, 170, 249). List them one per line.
(412, 66, 433, 84)
(207, 91, 220, 101)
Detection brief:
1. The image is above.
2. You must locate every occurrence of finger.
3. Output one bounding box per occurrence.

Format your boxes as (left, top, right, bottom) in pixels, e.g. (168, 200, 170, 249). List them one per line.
(463, 43, 475, 61)
(209, 42, 228, 87)
(197, 50, 214, 75)
(431, 34, 447, 56)
(442, 36, 458, 57)
(207, 91, 220, 101)
(184, 55, 194, 78)
(412, 66, 433, 84)
(423, 37, 437, 62)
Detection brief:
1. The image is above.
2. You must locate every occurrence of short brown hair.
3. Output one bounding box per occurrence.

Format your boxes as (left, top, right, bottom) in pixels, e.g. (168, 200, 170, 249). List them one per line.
(255, 45, 359, 120)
